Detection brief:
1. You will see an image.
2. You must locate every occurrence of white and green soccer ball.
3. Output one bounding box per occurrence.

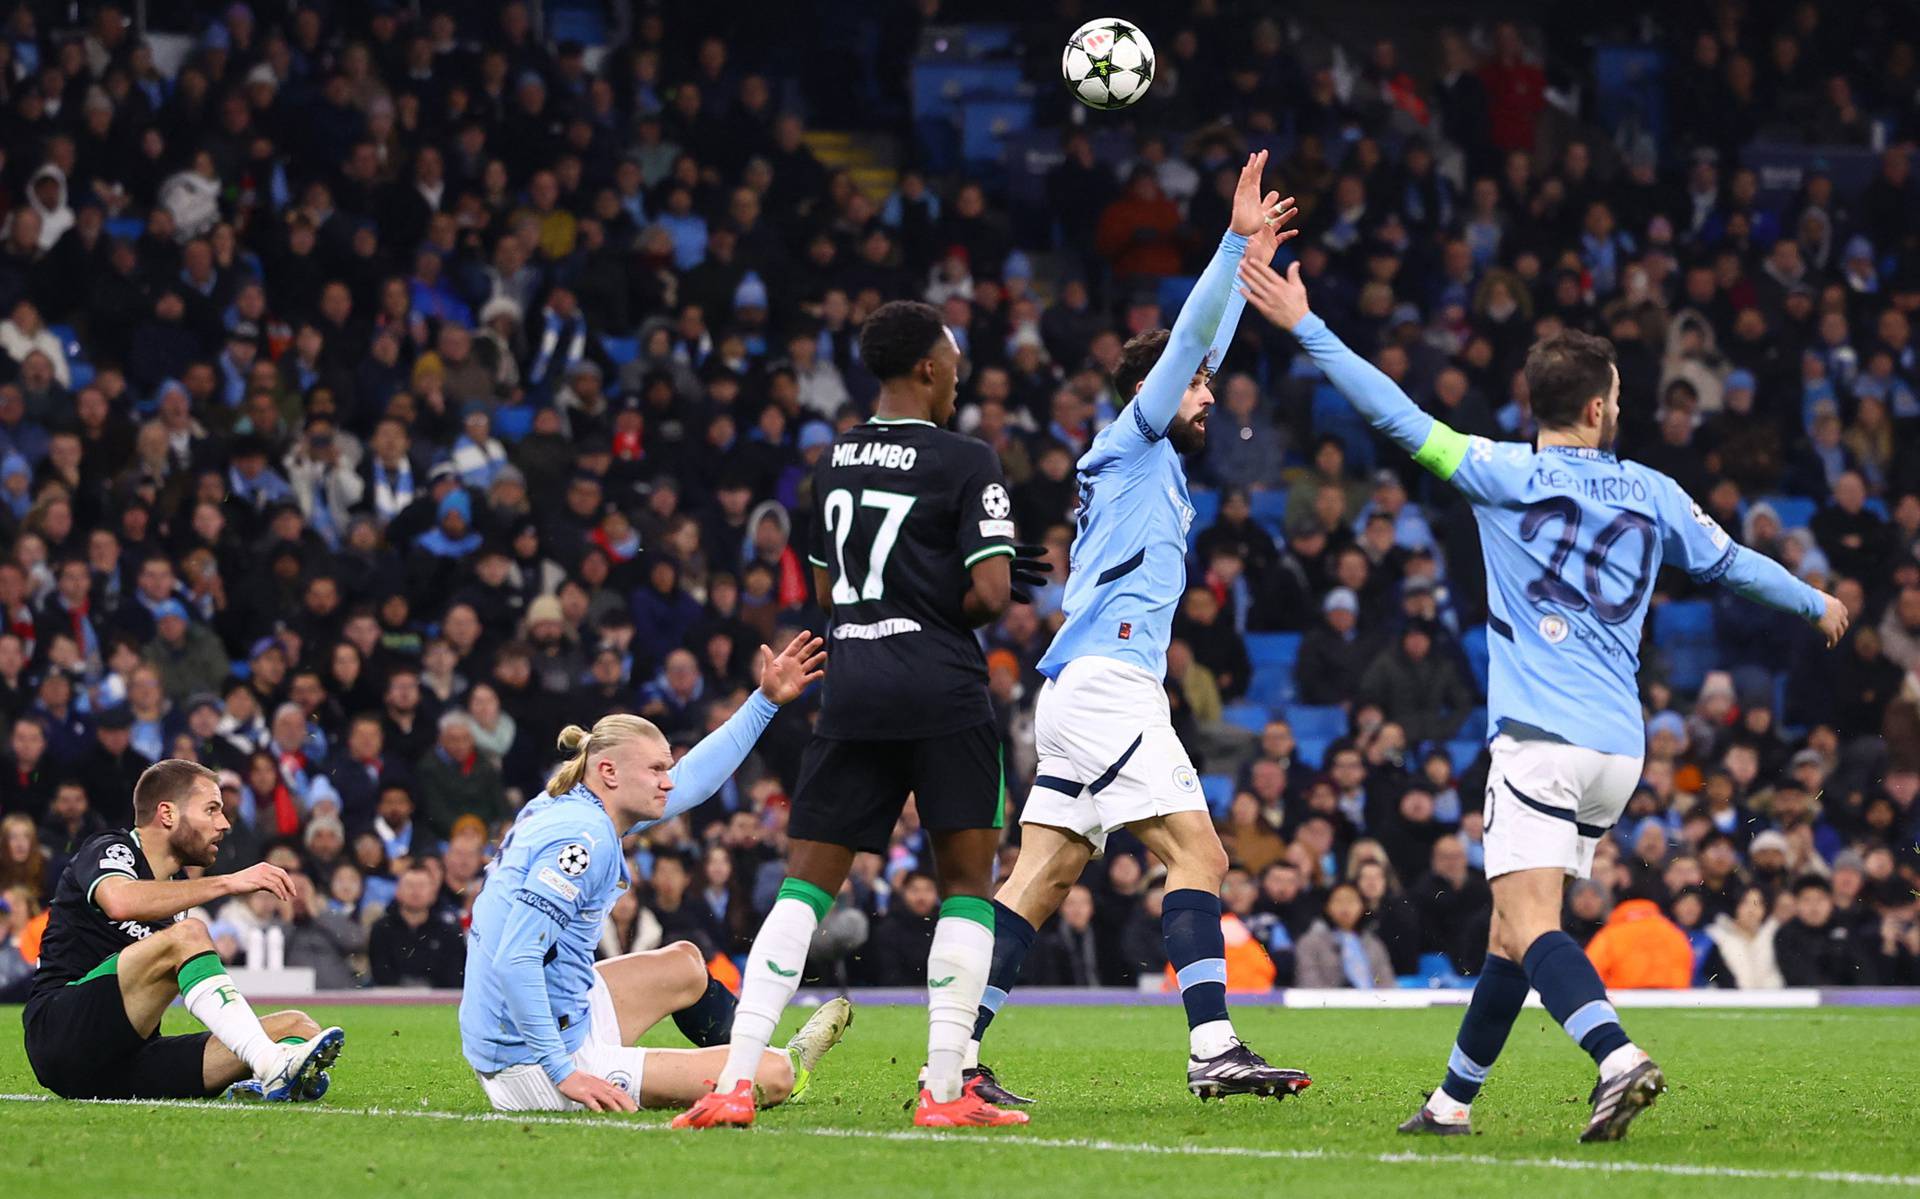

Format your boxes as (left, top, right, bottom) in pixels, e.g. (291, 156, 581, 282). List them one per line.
(1061, 17, 1155, 110)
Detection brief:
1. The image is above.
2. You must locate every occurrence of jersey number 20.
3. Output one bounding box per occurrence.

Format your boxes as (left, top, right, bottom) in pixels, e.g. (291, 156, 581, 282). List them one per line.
(823, 487, 916, 603)
(1520, 497, 1656, 624)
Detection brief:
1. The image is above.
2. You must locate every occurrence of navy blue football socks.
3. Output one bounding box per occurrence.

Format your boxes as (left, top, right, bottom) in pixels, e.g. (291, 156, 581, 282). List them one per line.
(1439, 953, 1530, 1105)
(672, 973, 738, 1048)
(971, 900, 1036, 1043)
(1523, 931, 1631, 1065)
(1162, 888, 1230, 1030)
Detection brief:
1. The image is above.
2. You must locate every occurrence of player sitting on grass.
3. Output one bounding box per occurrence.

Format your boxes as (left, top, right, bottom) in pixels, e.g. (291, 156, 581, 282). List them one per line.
(964, 152, 1311, 1106)
(1234, 254, 1849, 1142)
(22, 758, 344, 1103)
(461, 632, 853, 1113)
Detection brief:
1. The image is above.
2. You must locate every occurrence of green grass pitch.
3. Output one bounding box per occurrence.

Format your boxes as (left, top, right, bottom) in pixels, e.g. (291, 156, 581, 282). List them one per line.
(2, 1002, 1915, 1198)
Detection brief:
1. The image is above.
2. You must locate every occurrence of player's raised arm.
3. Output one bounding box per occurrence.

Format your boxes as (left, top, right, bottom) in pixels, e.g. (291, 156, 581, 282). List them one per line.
(626, 632, 826, 835)
(1129, 151, 1294, 439)
(1652, 473, 1850, 647)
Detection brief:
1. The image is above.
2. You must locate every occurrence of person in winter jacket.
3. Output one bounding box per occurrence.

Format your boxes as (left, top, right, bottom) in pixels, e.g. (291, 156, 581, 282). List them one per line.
(157, 151, 222, 242)
(0, 300, 68, 387)
(1701, 884, 1785, 988)
(20, 164, 73, 251)
(1585, 891, 1693, 988)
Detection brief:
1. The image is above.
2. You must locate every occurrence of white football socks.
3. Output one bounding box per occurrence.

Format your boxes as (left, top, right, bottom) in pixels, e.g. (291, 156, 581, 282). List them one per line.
(1424, 1086, 1471, 1122)
(717, 894, 820, 1091)
(1599, 1042, 1648, 1082)
(179, 954, 279, 1077)
(1190, 1019, 1238, 1060)
(924, 909, 994, 1103)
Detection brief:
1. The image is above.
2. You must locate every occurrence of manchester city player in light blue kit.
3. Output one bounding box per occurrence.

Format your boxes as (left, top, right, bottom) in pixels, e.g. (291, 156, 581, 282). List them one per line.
(1235, 254, 1848, 1142)
(460, 632, 853, 1113)
(961, 152, 1313, 1106)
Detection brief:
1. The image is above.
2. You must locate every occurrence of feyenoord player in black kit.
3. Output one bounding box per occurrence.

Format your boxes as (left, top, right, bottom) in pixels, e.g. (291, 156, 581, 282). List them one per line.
(24, 759, 344, 1101)
(676, 301, 1049, 1130)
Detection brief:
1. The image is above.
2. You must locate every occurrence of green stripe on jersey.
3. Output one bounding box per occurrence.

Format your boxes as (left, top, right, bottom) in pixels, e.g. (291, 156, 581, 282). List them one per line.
(994, 743, 1006, 830)
(963, 544, 1015, 568)
(1412, 421, 1470, 480)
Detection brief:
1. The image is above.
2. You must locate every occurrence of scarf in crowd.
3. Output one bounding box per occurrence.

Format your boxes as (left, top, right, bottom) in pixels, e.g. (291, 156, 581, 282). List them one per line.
(371, 459, 415, 522)
(1336, 929, 1374, 989)
(529, 309, 587, 389)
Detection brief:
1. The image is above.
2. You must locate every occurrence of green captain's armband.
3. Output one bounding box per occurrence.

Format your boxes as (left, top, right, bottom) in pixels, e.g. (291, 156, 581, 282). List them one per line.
(1411, 421, 1470, 481)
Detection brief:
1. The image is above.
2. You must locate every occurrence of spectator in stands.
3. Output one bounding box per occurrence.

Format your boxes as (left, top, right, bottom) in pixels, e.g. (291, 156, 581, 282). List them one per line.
(1776, 874, 1873, 986)
(1296, 588, 1370, 707)
(1358, 620, 1474, 744)
(1585, 883, 1694, 988)
(1294, 882, 1395, 988)
(368, 863, 464, 988)
(1702, 883, 1785, 988)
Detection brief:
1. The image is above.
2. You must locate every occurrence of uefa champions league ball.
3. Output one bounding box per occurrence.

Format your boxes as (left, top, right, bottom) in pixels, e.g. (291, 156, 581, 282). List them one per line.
(1061, 17, 1155, 110)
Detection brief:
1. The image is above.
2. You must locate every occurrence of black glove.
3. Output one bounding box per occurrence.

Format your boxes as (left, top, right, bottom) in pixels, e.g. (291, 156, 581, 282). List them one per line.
(1009, 543, 1054, 605)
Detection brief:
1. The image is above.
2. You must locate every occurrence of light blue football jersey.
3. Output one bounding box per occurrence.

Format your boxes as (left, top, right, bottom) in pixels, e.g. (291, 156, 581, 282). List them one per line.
(1291, 313, 1826, 758)
(1039, 231, 1250, 681)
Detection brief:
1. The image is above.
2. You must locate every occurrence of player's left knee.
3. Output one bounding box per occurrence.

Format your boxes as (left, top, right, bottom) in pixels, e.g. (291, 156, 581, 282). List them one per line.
(755, 1049, 795, 1106)
(260, 1010, 322, 1041)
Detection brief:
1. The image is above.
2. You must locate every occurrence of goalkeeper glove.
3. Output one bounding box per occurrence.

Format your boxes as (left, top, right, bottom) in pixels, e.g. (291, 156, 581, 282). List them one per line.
(1009, 544, 1054, 605)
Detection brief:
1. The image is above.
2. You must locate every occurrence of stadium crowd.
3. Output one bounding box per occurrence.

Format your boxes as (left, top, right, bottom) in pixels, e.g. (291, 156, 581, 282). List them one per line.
(1, 0, 1919, 1000)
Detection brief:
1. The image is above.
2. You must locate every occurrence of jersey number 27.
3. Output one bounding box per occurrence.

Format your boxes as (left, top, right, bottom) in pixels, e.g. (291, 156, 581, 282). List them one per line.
(823, 487, 916, 603)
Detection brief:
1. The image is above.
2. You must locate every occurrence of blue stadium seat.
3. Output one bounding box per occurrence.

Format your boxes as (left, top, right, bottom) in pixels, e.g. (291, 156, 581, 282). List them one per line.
(69, 361, 95, 389)
(1653, 599, 1716, 691)
(106, 216, 144, 242)
(1244, 666, 1294, 709)
(1294, 735, 1334, 769)
(49, 323, 81, 361)
(1223, 702, 1272, 734)
(1461, 625, 1489, 696)
(1200, 773, 1235, 819)
(1446, 739, 1483, 774)
(1187, 487, 1219, 545)
(1284, 703, 1347, 741)
(600, 335, 639, 367)
(1248, 488, 1290, 539)
(1760, 494, 1817, 530)
(1156, 275, 1198, 318)
(1245, 631, 1302, 668)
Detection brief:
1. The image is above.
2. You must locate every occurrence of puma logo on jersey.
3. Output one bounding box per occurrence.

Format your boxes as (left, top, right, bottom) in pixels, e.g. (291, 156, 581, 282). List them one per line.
(833, 441, 919, 470)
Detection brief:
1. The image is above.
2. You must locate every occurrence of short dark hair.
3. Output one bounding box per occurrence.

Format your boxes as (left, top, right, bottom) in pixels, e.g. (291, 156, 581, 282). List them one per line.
(1114, 329, 1170, 400)
(858, 300, 947, 381)
(133, 758, 217, 824)
(1524, 330, 1617, 429)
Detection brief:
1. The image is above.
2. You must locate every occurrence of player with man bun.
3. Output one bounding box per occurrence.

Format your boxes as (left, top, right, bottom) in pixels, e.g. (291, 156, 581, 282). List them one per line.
(460, 633, 853, 1113)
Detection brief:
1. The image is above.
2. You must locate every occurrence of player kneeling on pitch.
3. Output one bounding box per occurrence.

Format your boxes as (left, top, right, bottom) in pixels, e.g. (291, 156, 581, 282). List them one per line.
(461, 632, 853, 1113)
(23, 759, 344, 1103)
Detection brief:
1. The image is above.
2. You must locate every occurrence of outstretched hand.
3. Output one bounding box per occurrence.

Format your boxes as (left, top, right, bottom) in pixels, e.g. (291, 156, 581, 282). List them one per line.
(757, 631, 827, 705)
(1237, 256, 1312, 332)
(1244, 195, 1299, 264)
(1228, 149, 1282, 237)
(1008, 544, 1054, 605)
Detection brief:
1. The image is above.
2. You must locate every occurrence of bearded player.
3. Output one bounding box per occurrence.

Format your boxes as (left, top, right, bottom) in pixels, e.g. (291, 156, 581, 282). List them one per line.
(964, 152, 1312, 1105)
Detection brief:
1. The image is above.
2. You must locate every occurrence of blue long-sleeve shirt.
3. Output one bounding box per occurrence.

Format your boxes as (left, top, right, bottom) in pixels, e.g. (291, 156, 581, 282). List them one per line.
(1037, 231, 1249, 682)
(459, 691, 779, 1083)
(1290, 312, 1825, 757)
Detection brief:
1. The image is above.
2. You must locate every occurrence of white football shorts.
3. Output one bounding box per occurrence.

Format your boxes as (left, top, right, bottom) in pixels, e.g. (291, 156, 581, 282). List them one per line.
(1482, 732, 1642, 880)
(474, 970, 648, 1111)
(1024, 655, 1207, 855)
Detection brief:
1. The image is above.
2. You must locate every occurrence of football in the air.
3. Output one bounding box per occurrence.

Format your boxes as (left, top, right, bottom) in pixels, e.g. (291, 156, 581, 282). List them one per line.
(1061, 17, 1154, 110)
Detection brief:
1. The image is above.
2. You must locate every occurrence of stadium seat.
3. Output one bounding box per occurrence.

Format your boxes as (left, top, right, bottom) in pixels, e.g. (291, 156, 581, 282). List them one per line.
(1461, 625, 1489, 696)
(1155, 275, 1198, 318)
(1199, 773, 1235, 819)
(1186, 487, 1219, 544)
(69, 361, 95, 389)
(1760, 494, 1817, 530)
(105, 216, 144, 242)
(1653, 599, 1716, 691)
(1222, 702, 1272, 734)
(1245, 631, 1302, 667)
(1446, 739, 1482, 774)
(1244, 665, 1294, 709)
(600, 335, 639, 366)
(1294, 735, 1334, 769)
(1247, 488, 1290, 539)
(1284, 703, 1347, 741)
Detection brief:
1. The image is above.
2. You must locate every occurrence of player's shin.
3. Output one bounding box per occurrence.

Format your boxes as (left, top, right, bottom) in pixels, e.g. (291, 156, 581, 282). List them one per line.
(1430, 954, 1529, 1114)
(966, 899, 1035, 1068)
(178, 950, 280, 1077)
(1162, 889, 1236, 1058)
(1521, 931, 1641, 1076)
(716, 879, 826, 1091)
(925, 896, 995, 1103)
(672, 973, 738, 1048)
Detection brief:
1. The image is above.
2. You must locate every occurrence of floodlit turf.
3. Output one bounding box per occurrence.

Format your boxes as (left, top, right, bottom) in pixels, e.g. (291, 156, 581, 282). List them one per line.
(1, 1002, 1915, 1197)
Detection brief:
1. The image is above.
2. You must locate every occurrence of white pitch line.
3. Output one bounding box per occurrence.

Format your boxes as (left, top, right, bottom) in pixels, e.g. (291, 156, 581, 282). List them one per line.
(2, 1094, 1915, 1190)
